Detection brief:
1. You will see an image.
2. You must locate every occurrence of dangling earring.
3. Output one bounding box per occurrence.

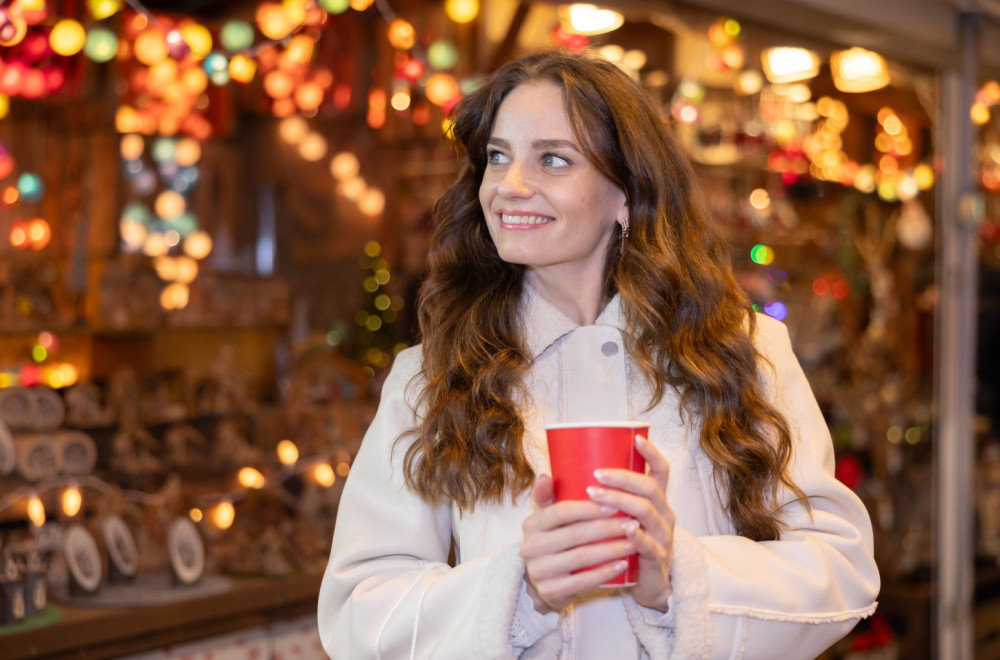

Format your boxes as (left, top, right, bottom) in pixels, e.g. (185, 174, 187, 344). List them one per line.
(619, 217, 629, 254)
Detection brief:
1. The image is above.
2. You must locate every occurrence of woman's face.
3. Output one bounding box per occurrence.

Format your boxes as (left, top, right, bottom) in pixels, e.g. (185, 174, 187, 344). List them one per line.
(479, 81, 626, 288)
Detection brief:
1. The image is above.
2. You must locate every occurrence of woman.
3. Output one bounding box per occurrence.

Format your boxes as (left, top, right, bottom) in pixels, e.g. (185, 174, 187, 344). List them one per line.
(318, 50, 879, 659)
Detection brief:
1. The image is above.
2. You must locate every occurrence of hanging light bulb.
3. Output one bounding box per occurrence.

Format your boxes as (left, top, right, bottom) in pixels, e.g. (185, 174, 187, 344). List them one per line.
(238, 466, 266, 489)
(558, 4, 624, 36)
(210, 500, 235, 529)
(62, 483, 83, 517)
(831, 47, 890, 93)
(27, 494, 46, 526)
(761, 47, 820, 83)
(313, 463, 335, 487)
(276, 439, 299, 466)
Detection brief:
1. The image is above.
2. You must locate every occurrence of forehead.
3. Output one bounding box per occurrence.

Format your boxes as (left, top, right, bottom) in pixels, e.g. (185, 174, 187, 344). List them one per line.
(490, 81, 573, 138)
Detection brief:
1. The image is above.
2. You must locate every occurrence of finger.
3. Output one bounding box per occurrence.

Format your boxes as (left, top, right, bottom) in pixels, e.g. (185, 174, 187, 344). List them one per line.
(532, 473, 556, 507)
(586, 486, 668, 535)
(635, 435, 670, 489)
(531, 558, 630, 611)
(521, 516, 630, 561)
(623, 517, 673, 560)
(522, 499, 618, 536)
(527, 537, 634, 583)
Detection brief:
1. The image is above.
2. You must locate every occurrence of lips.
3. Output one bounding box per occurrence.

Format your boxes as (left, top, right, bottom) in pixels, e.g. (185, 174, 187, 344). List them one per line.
(499, 212, 555, 226)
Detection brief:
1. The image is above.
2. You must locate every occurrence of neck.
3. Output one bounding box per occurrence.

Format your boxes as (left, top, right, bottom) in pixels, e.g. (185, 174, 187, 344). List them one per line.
(525, 269, 606, 325)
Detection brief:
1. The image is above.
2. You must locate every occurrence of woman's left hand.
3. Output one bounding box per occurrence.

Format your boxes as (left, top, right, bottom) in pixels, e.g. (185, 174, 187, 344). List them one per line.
(587, 434, 675, 612)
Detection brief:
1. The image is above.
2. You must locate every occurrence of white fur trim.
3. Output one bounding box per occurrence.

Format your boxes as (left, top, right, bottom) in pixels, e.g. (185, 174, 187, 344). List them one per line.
(708, 601, 878, 624)
(622, 526, 712, 659)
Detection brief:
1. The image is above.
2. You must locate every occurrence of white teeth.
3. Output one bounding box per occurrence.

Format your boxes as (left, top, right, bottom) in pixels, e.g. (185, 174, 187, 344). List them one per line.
(501, 213, 553, 225)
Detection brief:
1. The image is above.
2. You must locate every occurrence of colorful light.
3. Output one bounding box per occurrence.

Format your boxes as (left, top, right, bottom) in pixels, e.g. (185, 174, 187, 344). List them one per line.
(320, 0, 350, 13)
(180, 22, 213, 58)
(330, 151, 360, 180)
(49, 19, 86, 56)
(159, 282, 190, 310)
(763, 301, 787, 321)
(387, 18, 416, 50)
(427, 40, 458, 70)
(184, 230, 213, 259)
(84, 26, 118, 62)
(228, 53, 258, 83)
(559, 3, 624, 36)
(750, 244, 775, 265)
(220, 20, 254, 52)
(18, 172, 44, 202)
(134, 28, 168, 65)
(88, 0, 122, 20)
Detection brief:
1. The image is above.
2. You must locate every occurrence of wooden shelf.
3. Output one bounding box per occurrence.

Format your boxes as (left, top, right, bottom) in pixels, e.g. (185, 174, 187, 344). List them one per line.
(1, 571, 322, 660)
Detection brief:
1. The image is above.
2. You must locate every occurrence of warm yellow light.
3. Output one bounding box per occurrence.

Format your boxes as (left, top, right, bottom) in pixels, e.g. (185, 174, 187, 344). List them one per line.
(229, 54, 258, 84)
(189, 508, 203, 522)
(359, 187, 386, 217)
(183, 230, 213, 259)
(330, 151, 360, 180)
(444, 0, 479, 24)
(211, 500, 235, 529)
(972, 102, 991, 125)
(749, 188, 770, 211)
(277, 439, 299, 465)
(27, 495, 46, 527)
(143, 233, 170, 257)
(175, 138, 202, 167)
(313, 463, 335, 487)
(279, 115, 309, 144)
(831, 47, 890, 93)
(294, 81, 324, 111)
(336, 462, 351, 477)
(425, 73, 459, 106)
(62, 486, 83, 517)
(761, 47, 820, 84)
(155, 190, 186, 220)
(559, 3, 624, 36)
(340, 177, 366, 201)
(159, 282, 190, 310)
(120, 133, 145, 160)
(173, 256, 199, 284)
(298, 132, 328, 161)
(154, 255, 179, 281)
(134, 29, 168, 66)
(180, 22, 213, 57)
(50, 19, 87, 57)
(914, 163, 935, 190)
(238, 467, 266, 489)
(387, 18, 416, 50)
(390, 89, 411, 111)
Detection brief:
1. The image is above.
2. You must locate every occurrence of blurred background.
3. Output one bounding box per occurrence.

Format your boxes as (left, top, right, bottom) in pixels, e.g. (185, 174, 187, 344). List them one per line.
(0, 0, 997, 658)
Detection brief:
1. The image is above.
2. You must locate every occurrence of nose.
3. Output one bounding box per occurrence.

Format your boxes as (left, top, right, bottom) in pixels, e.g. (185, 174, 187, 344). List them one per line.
(497, 162, 533, 198)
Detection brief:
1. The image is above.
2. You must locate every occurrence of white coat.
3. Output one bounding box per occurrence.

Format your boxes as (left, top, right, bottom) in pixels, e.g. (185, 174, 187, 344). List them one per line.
(318, 285, 880, 659)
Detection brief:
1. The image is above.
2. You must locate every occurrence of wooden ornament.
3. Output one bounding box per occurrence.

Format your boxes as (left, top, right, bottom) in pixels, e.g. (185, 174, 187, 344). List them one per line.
(64, 525, 102, 597)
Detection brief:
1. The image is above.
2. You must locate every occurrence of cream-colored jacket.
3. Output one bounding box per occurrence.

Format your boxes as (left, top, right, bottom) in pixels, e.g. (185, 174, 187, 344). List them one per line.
(318, 286, 879, 659)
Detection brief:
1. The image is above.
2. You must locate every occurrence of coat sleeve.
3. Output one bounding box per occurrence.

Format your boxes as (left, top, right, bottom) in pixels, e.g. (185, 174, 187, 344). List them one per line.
(623, 316, 880, 660)
(317, 348, 556, 660)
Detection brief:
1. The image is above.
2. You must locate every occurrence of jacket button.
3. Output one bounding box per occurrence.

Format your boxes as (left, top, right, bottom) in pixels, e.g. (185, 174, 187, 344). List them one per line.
(601, 341, 619, 357)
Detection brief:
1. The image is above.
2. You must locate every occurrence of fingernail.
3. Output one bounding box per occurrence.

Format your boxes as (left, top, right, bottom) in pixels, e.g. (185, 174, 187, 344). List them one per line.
(587, 486, 605, 499)
(623, 541, 635, 553)
(613, 560, 629, 572)
(622, 519, 639, 534)
(600, 505, 618, 516)
(593, 469, 608, 482)
(635, 435, 646, 446)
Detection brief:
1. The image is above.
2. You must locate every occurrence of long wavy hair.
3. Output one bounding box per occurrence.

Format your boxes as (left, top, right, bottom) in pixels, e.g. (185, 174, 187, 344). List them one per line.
(401, 50, 806, 541)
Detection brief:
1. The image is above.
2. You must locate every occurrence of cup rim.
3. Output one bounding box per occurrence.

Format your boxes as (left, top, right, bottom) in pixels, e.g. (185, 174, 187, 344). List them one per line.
(544, 421, 652, 430)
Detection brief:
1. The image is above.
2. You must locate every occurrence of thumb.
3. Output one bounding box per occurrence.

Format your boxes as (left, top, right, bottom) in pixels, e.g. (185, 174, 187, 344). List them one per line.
(532, 473, 556, 507)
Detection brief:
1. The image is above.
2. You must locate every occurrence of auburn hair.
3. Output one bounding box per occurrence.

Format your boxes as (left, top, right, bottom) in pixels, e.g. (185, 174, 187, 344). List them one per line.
(400, 50, 807, 541)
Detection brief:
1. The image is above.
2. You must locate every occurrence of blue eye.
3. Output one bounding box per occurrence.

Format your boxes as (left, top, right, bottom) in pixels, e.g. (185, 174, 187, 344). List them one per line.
(543, 153, 570, 168)
(487, 149, 509, 166)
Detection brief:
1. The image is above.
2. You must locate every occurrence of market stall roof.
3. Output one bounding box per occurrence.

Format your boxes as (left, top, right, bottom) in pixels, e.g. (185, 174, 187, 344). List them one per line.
(617, 0, 1000, 75)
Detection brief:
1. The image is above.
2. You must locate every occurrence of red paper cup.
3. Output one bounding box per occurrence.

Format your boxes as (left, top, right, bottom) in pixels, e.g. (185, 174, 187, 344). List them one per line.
(544, 421, 651, 586)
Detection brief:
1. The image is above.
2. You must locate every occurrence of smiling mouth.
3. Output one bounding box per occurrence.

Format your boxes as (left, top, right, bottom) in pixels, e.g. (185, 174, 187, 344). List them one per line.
(500, 213, 555, 226)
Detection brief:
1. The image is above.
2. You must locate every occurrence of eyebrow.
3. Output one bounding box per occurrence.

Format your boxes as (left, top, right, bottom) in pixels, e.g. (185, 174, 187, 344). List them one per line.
(486, 137, 582, 153)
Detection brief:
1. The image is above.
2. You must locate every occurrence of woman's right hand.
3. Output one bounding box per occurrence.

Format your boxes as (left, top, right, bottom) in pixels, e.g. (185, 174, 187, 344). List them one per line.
(519, 473, 636, 614)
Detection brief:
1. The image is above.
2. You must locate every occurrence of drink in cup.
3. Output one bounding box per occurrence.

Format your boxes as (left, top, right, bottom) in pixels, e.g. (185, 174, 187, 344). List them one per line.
(544, 421, 650, 586)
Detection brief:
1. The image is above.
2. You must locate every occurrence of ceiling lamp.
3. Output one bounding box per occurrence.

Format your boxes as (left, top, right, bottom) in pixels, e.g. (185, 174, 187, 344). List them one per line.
(831, 47, 890, 93)
(761, 47, 820, 84)
(559, 4, 624, 36)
